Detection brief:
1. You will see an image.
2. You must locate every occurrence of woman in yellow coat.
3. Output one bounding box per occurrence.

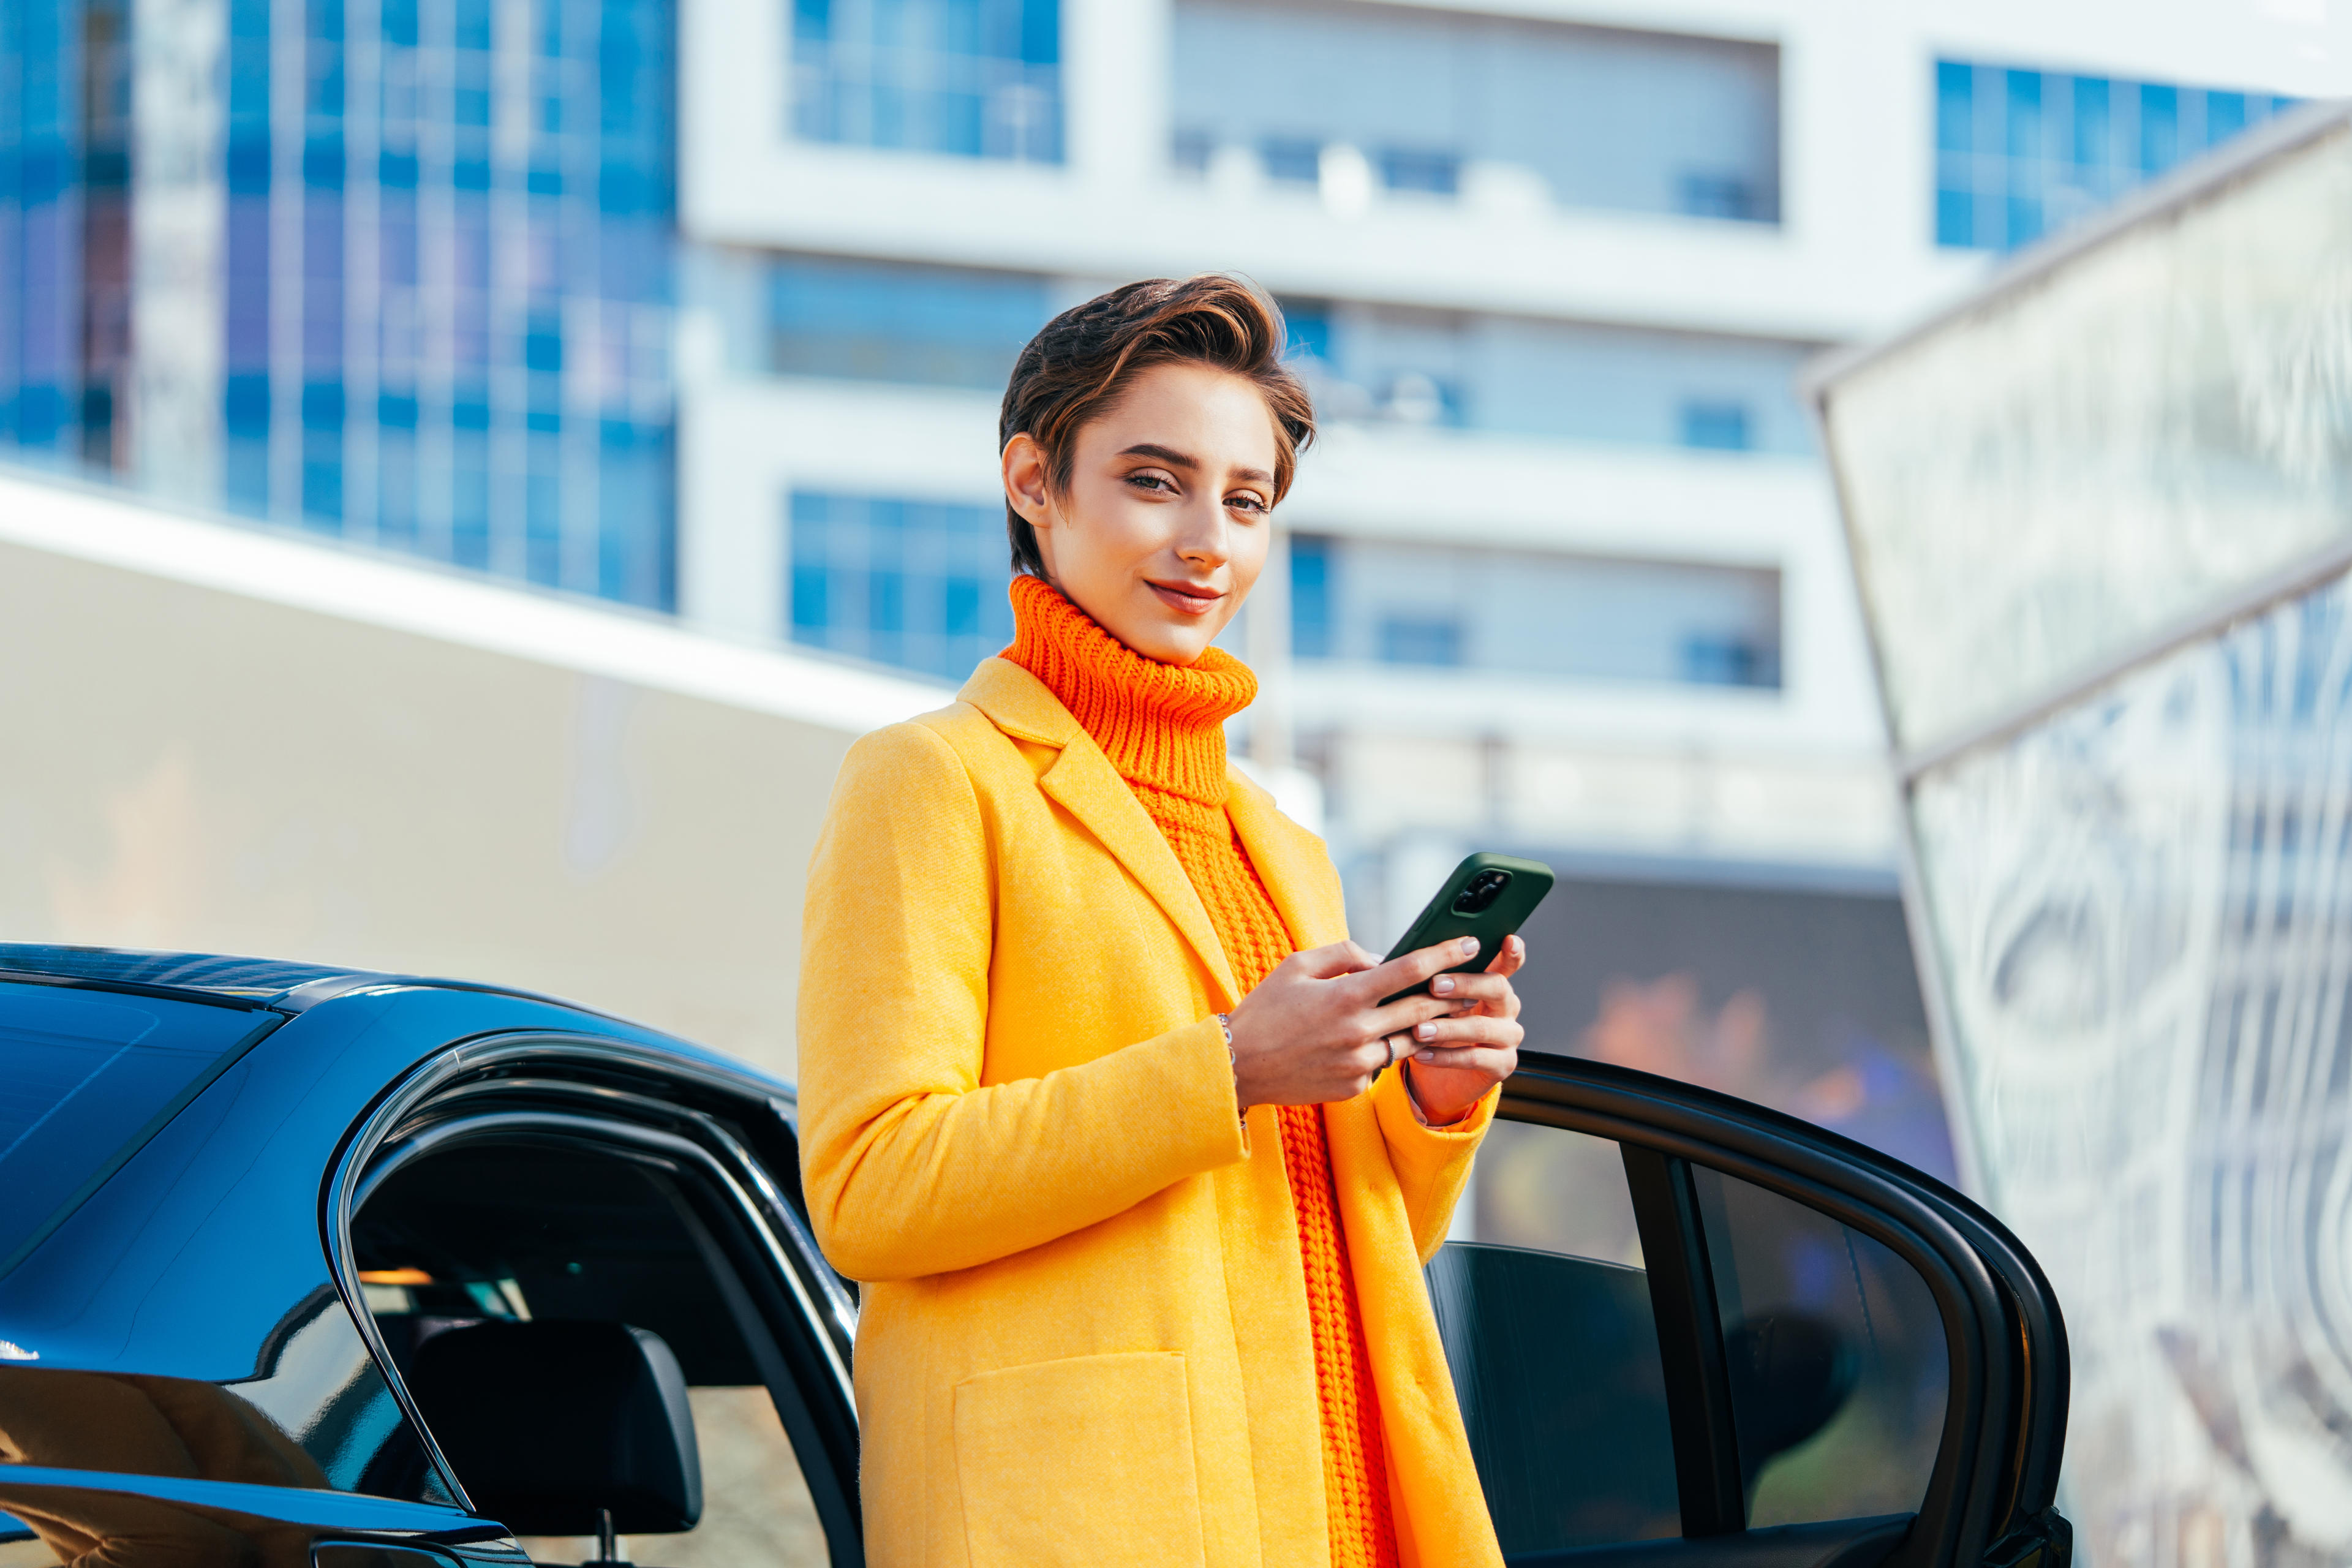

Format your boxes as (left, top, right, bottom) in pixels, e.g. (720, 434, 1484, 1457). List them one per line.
(797, 276, 1525, 1568)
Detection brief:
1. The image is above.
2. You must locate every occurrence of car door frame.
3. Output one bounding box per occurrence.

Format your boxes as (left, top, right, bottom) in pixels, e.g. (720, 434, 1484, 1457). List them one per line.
(1491, 1049, 2067, 1568)
(321, 1029, 864, 1567)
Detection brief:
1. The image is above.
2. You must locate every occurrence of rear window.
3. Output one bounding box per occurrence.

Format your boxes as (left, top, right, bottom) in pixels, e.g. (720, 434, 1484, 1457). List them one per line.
(0, 982, 274, 1271)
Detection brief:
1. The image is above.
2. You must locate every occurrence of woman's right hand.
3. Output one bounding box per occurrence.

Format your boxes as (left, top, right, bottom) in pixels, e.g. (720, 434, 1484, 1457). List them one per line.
(1224, 937, 1484, 1108)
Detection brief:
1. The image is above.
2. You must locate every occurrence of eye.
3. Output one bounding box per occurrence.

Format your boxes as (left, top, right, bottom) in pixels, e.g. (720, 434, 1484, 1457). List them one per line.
(1226, 492, 1269, 515)
(1126, 472, 1176, 494)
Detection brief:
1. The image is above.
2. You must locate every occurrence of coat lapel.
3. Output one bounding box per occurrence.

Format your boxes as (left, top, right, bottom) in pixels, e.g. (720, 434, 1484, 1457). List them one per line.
(1227, 769, 1348, 952)
(959, 658, 1244, 1009)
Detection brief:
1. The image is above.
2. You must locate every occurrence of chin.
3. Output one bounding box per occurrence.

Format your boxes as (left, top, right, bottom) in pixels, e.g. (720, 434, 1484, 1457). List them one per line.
(1107, 603, 1215, 664)
(1125, 625, 1210, 665)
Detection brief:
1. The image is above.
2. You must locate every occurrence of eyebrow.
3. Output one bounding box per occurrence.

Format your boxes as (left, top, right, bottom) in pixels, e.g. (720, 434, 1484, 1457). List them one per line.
(1118, 442, 1274, 485)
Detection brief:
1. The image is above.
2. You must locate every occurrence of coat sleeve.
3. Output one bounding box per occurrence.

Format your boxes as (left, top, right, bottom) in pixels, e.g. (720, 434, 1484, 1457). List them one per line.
(796, 718, 1250, 1283)
(1370, 1069, 1499, 1264)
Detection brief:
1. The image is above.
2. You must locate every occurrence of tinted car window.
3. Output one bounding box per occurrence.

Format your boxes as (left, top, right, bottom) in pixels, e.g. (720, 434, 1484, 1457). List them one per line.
(0, 982, 268, 1270)
(1427, 1121, 1678, 1555)
(1690, 1164, 1950, 1524)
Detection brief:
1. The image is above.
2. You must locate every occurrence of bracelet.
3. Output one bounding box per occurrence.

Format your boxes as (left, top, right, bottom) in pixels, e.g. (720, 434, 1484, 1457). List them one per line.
(1215, 1013, 1243, 1123)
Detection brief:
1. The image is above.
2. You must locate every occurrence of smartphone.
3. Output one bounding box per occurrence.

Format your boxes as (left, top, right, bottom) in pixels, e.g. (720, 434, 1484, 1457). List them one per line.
(1379, 853, 1555, 1005)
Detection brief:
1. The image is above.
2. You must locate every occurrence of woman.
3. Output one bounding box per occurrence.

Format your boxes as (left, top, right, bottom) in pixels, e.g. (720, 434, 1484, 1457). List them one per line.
(798, 276, 1523, 1568)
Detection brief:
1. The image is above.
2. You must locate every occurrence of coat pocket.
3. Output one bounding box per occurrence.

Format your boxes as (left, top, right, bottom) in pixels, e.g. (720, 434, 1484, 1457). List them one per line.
(953, 1351, 1207, 1568)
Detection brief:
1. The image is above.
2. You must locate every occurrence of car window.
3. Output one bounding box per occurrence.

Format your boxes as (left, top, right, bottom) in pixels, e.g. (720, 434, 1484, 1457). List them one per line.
(0, 982, 269, 1271)
(1689, 1163, 1950, 1525)
(352, 1139, 831, 1566)
(1427, 1120, 1678, 1556)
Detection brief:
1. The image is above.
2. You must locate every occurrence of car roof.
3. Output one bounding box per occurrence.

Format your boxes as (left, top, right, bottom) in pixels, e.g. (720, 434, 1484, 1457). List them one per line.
(0, 943, 796, 1101)
(0, 943, 379, 1005)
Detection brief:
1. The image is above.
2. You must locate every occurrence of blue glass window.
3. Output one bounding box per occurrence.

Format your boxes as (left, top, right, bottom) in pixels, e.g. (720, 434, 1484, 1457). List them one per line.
(0, 982, 271, 1271)
(1934, 59, 2293, 251)
(2071, 78, 2111, 167)
(1278, 299, 1332, 366)
(1291, 533, 1333, 660)
(769, 255, 1050, 388)
(1, 0, 679, 612)
(1381, 616, 1464, 666)
(1677, 172, 1758, 221)
(1173, 2, 1779, 225)
(791, 0, 1062, 164)
(2205, 91, 2247, 145)
(1, 0, 133, 468)
(1293, 535, 1782, 690)
(1680, 400, 1751, 451)
(1379, 147, 1459, 195)
(1261, 135, 1322, 184)
(1936, 60, 1973, 154)
(789, 490, 1016, 680)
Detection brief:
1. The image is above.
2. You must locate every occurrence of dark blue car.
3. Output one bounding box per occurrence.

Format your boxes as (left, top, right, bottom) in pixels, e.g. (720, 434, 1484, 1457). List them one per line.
(0, 945, 2070, 1568)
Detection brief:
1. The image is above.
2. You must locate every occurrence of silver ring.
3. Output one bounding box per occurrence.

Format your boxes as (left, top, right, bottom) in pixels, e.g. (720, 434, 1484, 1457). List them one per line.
(1388, 1035, 1406, 1068)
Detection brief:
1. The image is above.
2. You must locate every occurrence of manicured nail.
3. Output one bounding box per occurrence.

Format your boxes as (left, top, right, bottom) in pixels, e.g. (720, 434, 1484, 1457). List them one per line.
(1416, 1022, 1436, 1040)
(1432, 977, 1455, 995)
(1460, 937, 1480, 955)
(1415, 1050, 1436, 1062)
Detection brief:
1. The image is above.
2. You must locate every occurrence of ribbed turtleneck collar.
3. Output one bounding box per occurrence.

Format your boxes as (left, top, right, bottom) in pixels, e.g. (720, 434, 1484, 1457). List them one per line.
(1003, 573, 1257, 807)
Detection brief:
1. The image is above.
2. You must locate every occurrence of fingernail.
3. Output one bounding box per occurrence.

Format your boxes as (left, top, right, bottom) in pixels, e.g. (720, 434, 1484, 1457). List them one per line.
(1416, 1022, 1436, 1040)
(1460, 937, 1480, 955)
(1432, 977, 1455, 995)
(1415, 1050, 1436, 1062)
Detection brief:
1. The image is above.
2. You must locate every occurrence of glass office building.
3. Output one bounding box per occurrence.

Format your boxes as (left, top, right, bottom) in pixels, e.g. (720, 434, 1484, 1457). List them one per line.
(1935, 59, 2294, 252)
(1, 0, 677, 609)
(1820, 103, 2352, 1568)
(1, 0, 132, 467)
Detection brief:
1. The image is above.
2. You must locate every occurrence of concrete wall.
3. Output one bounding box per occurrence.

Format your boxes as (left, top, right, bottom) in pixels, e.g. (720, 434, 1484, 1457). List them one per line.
(0, 466, 943, 1080)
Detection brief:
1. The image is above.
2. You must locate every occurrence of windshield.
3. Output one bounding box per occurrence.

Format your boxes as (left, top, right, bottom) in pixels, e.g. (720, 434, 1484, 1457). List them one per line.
(0, 982, 275, 1273)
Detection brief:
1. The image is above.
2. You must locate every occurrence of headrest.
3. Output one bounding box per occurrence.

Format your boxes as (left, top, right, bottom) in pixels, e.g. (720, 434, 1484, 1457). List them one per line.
(405, 1319, 702, 1537)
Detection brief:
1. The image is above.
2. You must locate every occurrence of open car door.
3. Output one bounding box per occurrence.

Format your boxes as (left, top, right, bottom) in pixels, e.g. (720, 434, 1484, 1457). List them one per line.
(1429, 1049, 2069, 1568)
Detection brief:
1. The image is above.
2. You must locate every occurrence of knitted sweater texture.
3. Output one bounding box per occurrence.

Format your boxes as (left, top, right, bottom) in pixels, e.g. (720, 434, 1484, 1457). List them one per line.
(1006, 573, 1399, 1568)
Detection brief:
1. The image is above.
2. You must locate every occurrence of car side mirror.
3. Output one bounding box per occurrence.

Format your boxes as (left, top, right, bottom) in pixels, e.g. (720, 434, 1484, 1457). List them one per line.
(1724, 1310, 1857, 1489)
(404, 1319, 702, 1567)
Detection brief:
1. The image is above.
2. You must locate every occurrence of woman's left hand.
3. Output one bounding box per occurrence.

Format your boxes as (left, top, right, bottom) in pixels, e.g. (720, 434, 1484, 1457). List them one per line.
(1398, 935, 1526, 1125)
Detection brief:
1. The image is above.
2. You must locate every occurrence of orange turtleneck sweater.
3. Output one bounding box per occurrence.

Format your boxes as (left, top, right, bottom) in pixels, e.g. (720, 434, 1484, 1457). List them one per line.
(1005, 573, 1400, 1568)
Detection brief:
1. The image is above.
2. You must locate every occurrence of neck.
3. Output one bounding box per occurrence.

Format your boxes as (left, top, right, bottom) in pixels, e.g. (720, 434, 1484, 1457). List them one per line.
(1005, 574, 1257, 804)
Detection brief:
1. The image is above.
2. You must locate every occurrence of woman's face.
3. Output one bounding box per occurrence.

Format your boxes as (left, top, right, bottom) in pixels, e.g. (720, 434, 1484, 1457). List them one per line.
(1005, 360, 1281, 665)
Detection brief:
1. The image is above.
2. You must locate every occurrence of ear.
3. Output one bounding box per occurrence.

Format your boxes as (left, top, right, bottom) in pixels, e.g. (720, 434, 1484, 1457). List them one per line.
(1001, 432, 1054, 529)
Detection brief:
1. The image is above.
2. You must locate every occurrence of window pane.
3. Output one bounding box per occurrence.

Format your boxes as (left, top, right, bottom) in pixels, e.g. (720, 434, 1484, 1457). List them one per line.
(1173, 0, 1778, 224)
(1294, 535, 1781, 690)
(791, 0, 1062, 163)
(786, 488, 1011, 680)
(0, 982, 263, 1267)
(356, 1140, 832, 1563)
(1690, 1164, 1948, 1525)
(1929, 58, 2296, 254)
(1427, 1122, 1675, 1554)
(768, 255, 1049, 390)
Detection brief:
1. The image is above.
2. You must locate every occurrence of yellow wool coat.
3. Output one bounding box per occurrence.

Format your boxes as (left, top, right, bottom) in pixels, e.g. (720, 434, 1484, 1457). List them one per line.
(797, 655, 1505, 1568)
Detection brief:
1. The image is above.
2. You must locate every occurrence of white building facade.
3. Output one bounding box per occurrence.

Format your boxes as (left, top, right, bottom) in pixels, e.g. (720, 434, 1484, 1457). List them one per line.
(664, 0, 2329, 954)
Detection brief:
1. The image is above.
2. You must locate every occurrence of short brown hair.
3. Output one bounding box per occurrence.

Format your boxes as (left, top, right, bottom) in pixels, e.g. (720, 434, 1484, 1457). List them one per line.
(998, 276, 1316, 578)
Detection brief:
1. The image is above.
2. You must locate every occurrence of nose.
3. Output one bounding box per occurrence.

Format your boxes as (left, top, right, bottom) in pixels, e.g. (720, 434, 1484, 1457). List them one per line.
(1172, 492, 1232, 570)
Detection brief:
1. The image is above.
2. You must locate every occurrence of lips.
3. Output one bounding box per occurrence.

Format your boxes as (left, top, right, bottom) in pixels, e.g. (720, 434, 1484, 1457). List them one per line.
(1148, 581, 1224, 616)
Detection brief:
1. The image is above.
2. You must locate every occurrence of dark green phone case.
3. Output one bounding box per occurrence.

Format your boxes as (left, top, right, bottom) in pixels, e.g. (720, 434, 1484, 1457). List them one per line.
(1380, 853, 1555, 1005)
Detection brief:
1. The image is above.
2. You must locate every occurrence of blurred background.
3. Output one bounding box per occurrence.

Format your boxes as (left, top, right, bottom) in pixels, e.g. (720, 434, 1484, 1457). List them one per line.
(5, 0, 2352, 1561)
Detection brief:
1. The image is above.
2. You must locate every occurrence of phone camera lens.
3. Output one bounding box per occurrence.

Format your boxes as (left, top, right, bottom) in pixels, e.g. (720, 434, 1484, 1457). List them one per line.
(1452, 869, 1512, 915)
